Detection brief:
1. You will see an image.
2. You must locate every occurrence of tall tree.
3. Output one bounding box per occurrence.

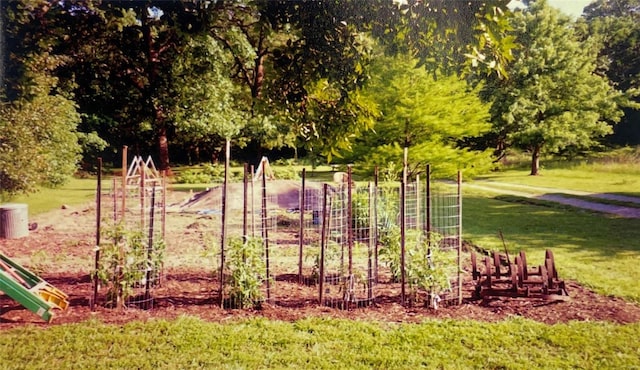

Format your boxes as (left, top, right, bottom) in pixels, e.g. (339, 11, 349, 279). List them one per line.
(348, 53, 493, 179)
(488, 0, 624, 175)
(1, 0, 81, 197)
(169, 33, 249, 162)
(581, 0, 640, 145)
(46, 0, 224, 171)
(3, 0, 517, 172)
(210, 0, 517, 162)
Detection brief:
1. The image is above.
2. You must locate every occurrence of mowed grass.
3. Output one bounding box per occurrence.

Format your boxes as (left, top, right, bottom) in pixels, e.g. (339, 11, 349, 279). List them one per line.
(8, 177, 97, 215)
(0, 317, 638, 369)
(477, 157, 640, 196)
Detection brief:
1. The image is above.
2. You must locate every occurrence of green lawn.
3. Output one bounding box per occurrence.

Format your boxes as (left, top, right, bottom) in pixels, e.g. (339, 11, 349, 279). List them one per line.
(465, 161, 640, 302)
(8, 178, 97, 215)
(463, 190, 640, 302)
(476, 162, 640, 196)
(0, 317, 638, 369)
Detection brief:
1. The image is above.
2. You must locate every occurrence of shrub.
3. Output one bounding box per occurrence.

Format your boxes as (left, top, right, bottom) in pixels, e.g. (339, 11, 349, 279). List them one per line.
(175, 169, 212, 184)
(272, 165, 300, 180)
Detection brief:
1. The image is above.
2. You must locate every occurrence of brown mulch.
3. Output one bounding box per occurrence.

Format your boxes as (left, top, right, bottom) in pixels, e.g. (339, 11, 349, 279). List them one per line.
(2, 186, 640, 329)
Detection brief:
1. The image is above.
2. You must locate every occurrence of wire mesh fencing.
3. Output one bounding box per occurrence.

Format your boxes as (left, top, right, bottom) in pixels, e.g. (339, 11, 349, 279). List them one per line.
(94, 155, 166, 310)
(93, 157, 463, 312)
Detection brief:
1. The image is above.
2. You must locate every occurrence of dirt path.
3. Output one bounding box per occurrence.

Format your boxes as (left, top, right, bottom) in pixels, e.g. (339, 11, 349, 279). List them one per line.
(467, 181, 640, 218)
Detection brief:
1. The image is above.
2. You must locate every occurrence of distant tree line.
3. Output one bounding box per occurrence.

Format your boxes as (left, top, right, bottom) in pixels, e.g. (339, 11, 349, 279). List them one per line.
(0, 0, 638, 196)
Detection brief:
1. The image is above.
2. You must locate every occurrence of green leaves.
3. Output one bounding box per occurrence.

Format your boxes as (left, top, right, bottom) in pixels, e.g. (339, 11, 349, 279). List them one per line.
(350, 53, 494, 179)
(490, 0, 624, 174)
(224, 237, 267, 309)
(0, 92, 81, 197)
(95, 223, 166, 307)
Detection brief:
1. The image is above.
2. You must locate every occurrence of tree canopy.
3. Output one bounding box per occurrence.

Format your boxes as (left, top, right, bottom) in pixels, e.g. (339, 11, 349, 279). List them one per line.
(4, 0, 637, 194)
(347, 53, 493, 179)
(581, 0, 640, 145)
(488, 0, 624, 175)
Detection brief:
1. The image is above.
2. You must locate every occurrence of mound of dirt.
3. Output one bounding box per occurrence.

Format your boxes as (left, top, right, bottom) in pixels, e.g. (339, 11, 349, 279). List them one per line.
(172, 180, 326, 213)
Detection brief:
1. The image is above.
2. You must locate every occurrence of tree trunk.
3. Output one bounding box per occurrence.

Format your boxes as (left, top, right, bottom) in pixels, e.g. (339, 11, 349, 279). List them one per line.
(530, 145, 541, 176)
(158, 126, 171, 174)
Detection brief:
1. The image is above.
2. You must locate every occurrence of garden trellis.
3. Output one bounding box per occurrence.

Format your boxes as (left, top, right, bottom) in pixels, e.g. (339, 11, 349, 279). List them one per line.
(208, 164, 462, 309)
(92, 154, 462, 311)
(93, 147, 167, 310)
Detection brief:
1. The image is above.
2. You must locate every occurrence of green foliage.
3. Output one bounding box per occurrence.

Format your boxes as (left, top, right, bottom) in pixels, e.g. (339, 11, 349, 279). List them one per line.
(174, 170, 212, 185)
(351, 53, 494, 179)
(175, 163, 240, 184)
(224, 237, 266, 309)
(405, 233, 455, 303)
(375, 1, 515, 78)
(95, 223, 165, 307)
(378, 223, 402, 282)
(77, 131, 109, 172)
(583, 0, 640, 93)
(271, 165, 300, 180)
(170, 34, 249, 145)
(0, 92, 81, 198)
(489, 0, 625, 174)
(351, 189, 371, 230)
(3, 0, 518, 169)
(379, 227, 454, 301)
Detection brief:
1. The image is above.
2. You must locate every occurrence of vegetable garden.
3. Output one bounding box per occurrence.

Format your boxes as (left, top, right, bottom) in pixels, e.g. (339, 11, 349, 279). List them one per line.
(92, 154, 462, 314)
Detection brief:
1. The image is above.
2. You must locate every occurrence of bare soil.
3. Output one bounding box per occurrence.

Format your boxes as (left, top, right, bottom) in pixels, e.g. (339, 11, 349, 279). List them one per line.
(2, 182, 640, 329)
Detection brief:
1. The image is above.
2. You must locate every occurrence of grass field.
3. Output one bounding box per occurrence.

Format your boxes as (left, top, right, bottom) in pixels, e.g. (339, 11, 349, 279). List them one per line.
(0, 317, 638, 369)
(464, 156, 640, 302)
(8, 178, 97, 215)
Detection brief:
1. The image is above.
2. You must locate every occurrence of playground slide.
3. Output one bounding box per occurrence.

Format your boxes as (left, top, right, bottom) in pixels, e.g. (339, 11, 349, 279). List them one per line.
(0, 252, 69, 323)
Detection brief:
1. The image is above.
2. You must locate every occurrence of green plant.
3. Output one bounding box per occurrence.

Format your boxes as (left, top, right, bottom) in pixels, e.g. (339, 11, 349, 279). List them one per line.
(175, 169, 212, 184)
(378, 223, 402, 282)
(405, 233, 454, 306)
(225, 236, 266, 309)
(272, 165, 300, 180)
(378, 216, 454, 306)
(351, 189, 371, 231)
(94, 222, 166, 308)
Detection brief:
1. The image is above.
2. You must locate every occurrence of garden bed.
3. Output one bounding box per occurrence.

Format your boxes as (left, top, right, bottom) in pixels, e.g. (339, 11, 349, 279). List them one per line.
(1, 186, 640, 329)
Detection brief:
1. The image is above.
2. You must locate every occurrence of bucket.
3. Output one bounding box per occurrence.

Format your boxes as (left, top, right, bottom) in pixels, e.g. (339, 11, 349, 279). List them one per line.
(0, 203, 29, 239)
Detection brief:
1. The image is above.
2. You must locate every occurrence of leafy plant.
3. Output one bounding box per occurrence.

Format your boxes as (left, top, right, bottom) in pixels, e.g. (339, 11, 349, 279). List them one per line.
(378, 223, 402, 282)
(201, 163, 226, 182)
(175, 169, 213, 184)
(95, 222, 166, 308)
(225, 236, 267, 309)
(272, 165, 300, 180)
(405, 232, 454, 306)
(351, 189, 371, 232)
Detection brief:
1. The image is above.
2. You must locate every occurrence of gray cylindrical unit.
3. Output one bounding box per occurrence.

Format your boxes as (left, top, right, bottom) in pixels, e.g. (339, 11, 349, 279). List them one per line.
(0, 203, 29, 239)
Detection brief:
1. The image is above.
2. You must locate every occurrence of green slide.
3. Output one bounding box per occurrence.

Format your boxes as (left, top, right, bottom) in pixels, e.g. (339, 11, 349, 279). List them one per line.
(0, 252, 68, 323)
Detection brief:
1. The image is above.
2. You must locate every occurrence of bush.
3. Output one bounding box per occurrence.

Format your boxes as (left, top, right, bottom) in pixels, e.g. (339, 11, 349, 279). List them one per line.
(272, 165, 300, 180)
(175, 170, 212, 184)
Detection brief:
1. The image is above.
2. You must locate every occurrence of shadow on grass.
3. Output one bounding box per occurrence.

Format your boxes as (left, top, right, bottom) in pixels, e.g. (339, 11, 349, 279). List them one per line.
(463, 194, 640, 257)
